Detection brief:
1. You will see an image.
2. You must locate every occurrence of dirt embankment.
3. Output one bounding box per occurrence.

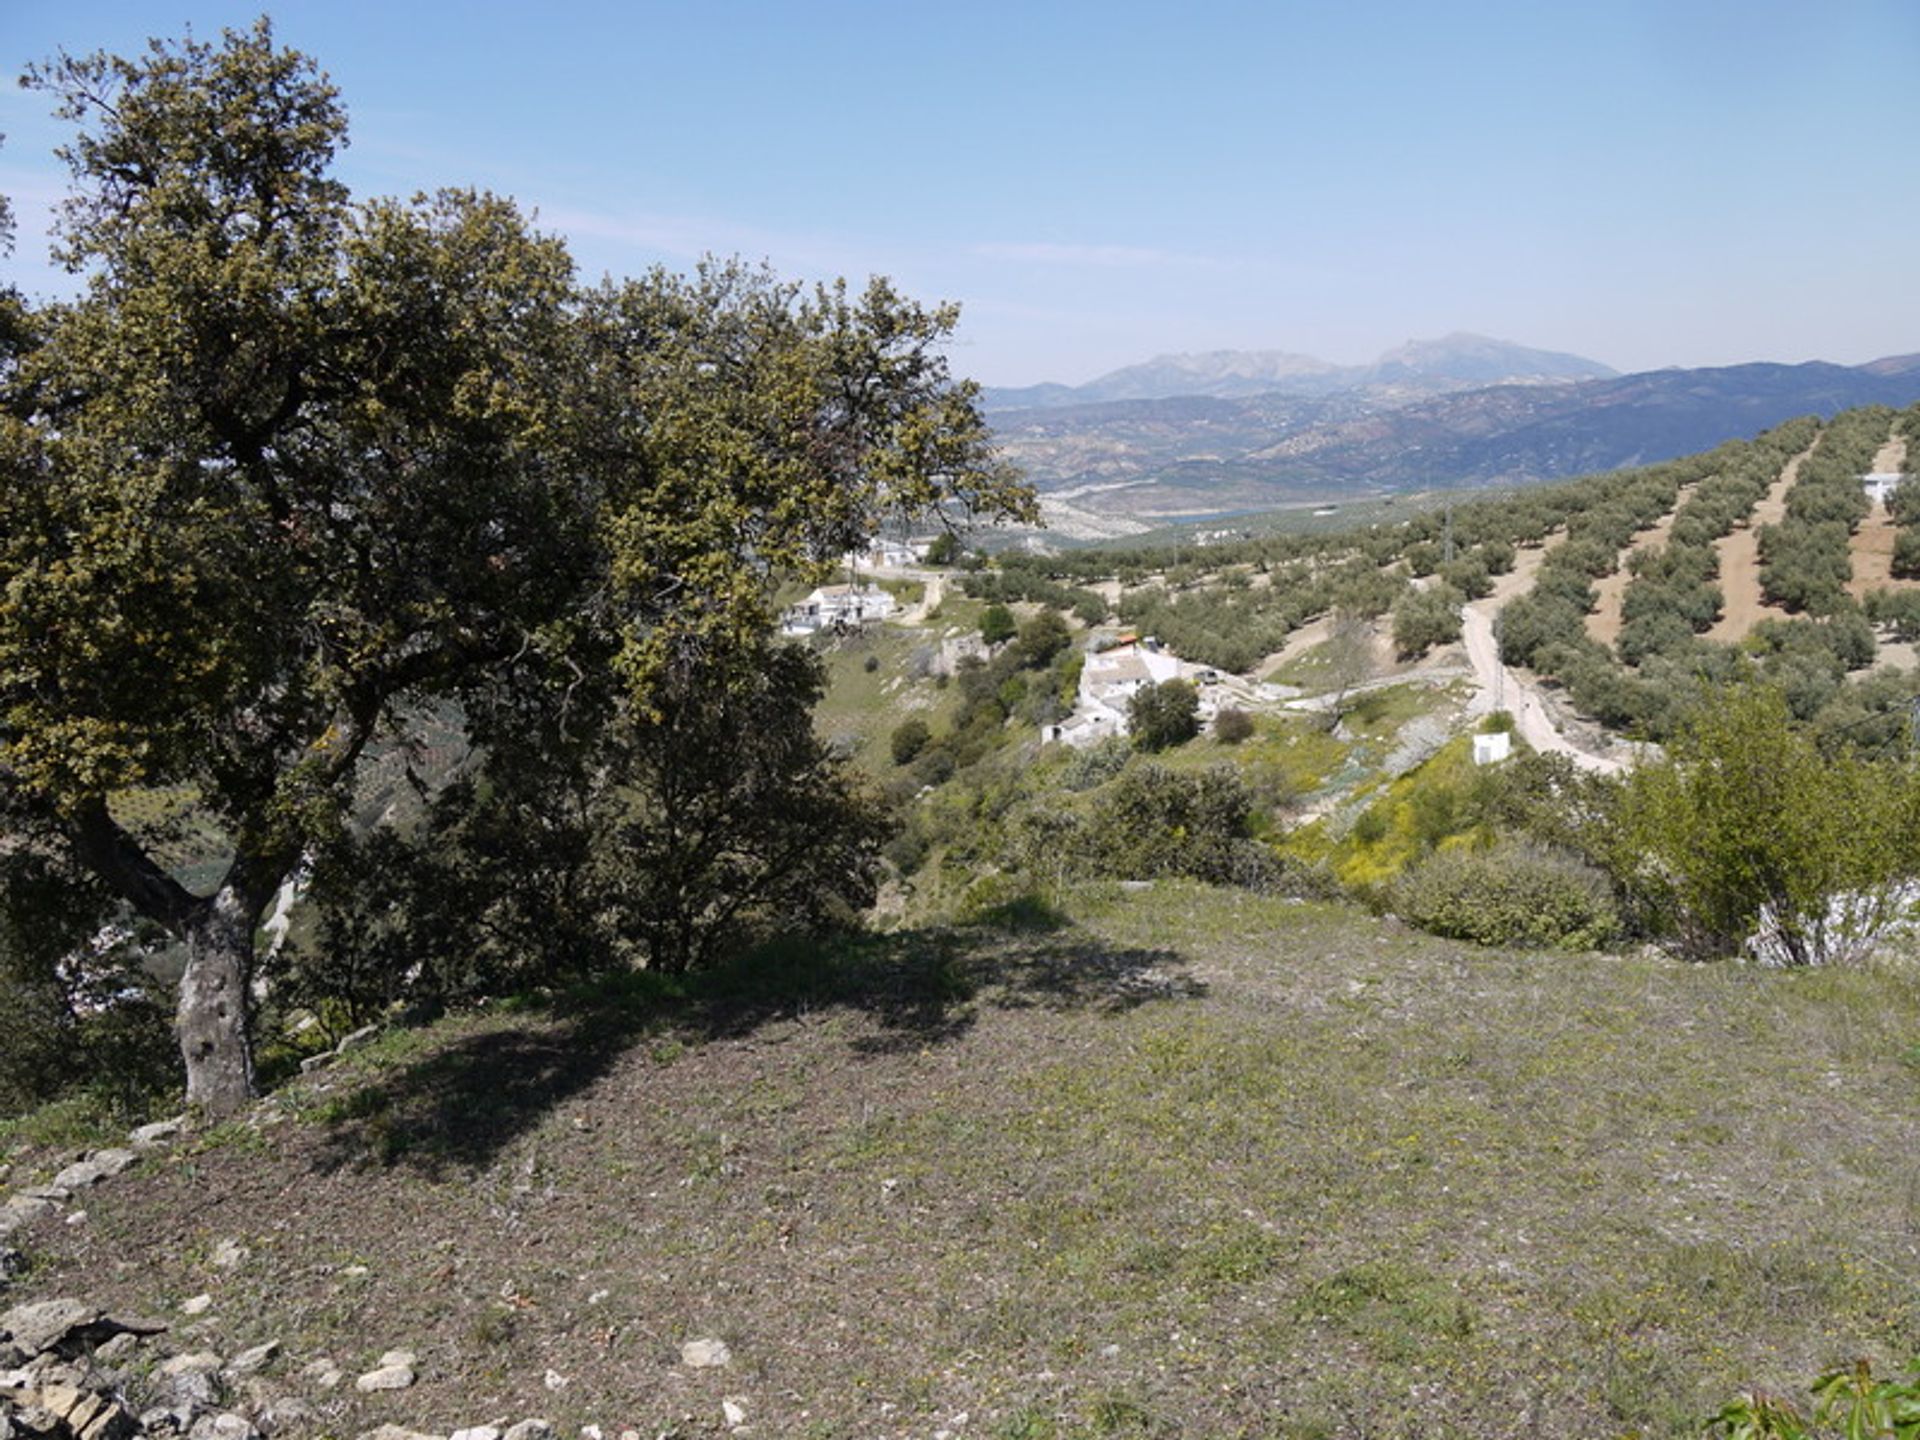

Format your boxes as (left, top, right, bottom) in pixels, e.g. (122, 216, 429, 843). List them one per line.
(1586, 487, 1696, 648)
(1705, 444, 1811, 643)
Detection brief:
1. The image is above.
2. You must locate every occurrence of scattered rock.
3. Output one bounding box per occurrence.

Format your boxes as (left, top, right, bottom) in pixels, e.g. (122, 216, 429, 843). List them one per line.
(225, 1341, 279, 1376)
(1, 1300, 97, 1356)
(679, 1338, 731, 1369)
(158, 1354, 223, 1378)
(297, 1054, 335, 1075)
(336, 1024, 381, 1053)
(354, 1363, 415, 1393)
(208, 1240, 249, 1271)
(298, 1358, 343, 1391)
(26, 1383, 138, 1440)
(50, 1150, 138, 1192)
(92, 1334, 140, 1365)
(156, 1368, 217, 1414)
(17, 1189, 70, 1206)
(129, 1118, 186, 1149)
(355, 1429, 443, 1440)
(179, 1297, 212, 1318)
(376, 1350, 416, 1370)
(0, 1250, 25, 1284)
(63, 1213, 87, 1229)
(256, 1396, 316, 1435)
(188, 1414, 260, 1440)
(0, 1199, 54, 1241)
(721, 1397, 748, 1426)
(541, 1370, 566, 1392)
(503, 1421, 552, 1440)
(449, 1427, 502, 1440)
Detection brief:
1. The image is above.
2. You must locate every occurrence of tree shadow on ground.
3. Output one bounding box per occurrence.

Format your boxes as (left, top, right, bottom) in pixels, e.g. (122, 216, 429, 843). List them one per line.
(307, 913, 1201, 1178)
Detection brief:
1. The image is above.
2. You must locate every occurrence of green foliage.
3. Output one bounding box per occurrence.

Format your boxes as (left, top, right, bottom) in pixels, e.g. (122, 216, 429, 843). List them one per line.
(890, 718, 933, 766)
(1212, 707, 1254, 744)
(0, 853, 179, 1121)
(0, 21, 1033, 1109)
(980, 603, 1018, 646)
(1389, 841, 1619, 950)
(1617, 684, 1920, 964)
(1391, 584, 1464, 659)
(1708, 1358, 1920, 1440)
(923, 532, 958, 565)
(1128, 680, 1200, 753)
(1017, 608, 1073, 668)
(1050, 762, 1277, 889)
(283, 644, 890, 1018)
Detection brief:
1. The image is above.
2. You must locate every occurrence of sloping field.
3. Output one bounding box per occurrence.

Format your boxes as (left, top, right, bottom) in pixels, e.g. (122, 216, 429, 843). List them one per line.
(1587, 486, 1696, 647)
(1706, 445, 1809, 642)
(5, 887, 1917, 1440)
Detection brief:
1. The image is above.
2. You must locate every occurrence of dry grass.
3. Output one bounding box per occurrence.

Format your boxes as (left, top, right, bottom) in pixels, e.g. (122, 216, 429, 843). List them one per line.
(5, 887, 1918, 1439)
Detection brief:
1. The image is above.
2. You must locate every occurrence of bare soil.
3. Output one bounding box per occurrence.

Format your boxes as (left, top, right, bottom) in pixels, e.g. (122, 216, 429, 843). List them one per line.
(1706, 445, 1810, 643)
(1850, 432, 1914, 603)
(1587, 488, 1695, 648)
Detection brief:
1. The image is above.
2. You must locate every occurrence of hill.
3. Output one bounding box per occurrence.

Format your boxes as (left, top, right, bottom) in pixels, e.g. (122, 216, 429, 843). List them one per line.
(991, 357, 1920, 533)
(981, 333, 1616, 410)
(4, 885, 1915, 1438)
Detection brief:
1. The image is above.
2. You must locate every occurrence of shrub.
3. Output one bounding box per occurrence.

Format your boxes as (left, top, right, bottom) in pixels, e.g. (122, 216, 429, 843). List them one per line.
(890, 717, 932, 766)
(980, 603, 1017, 646)
(1390, 842, 1620, 950)
(1212, 706, 1254, 744)
(1128, 679, 1200, 752)
(1391, 584, 1464, 659)
(1617, 683, 1920, 964)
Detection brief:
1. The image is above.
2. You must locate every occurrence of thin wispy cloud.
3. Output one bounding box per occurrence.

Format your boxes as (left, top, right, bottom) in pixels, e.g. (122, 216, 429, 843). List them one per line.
(972, 241, 1196, 268)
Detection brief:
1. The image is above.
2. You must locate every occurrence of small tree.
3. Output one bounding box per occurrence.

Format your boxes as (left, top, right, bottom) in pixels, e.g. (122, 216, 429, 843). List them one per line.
(1618, 683, 1920, 964)
(890, 718, 932, 766)
(1212, 707, 1254, 744)
(1392, 584, 1465, 659)
(980, 603, 1017, 646)
(1128, 679, 1200, 752)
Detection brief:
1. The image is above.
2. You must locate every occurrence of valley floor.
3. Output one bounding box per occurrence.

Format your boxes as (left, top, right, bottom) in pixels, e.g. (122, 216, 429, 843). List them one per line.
(6, 887, 1918, 1439)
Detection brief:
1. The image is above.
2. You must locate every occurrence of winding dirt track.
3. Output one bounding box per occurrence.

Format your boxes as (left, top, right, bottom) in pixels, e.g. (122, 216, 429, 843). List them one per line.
(1463, 545, 1625, 775)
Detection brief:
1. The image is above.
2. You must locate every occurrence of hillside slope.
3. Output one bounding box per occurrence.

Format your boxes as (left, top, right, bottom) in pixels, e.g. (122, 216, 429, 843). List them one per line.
(3, 887, 1916, 1439)
(991, 359, 1920, 522)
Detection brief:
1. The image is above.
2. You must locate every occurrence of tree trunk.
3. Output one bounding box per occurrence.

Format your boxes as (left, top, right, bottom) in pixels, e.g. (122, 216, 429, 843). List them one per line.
(177, 883, 261, 1118)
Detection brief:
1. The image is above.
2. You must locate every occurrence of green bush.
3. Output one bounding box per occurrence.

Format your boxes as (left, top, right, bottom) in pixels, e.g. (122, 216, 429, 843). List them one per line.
(1618, 683, 1920, 964)
(1212, 706, 1254, 744)
(1128, 679, 1200, 752)
(1390, 842, 1620, 950)
(890, 717, 932, 766)
(980, 603, 1017, 645)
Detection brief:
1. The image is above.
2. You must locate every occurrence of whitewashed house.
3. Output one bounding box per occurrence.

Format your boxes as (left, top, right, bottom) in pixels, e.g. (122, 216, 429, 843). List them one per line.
(1047, 639, 1193, 748)
(781, 583, 897, 635)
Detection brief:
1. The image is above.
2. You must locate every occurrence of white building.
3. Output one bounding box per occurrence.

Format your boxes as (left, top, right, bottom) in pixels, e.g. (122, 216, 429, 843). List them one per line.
(1864, 472, 1904, 507)
(1047, 639, 1201, 748)
(780, 583, 897, 635)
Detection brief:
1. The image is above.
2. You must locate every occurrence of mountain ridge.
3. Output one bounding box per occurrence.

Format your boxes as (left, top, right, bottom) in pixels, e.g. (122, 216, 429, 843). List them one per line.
(982, 332, 1618, 410)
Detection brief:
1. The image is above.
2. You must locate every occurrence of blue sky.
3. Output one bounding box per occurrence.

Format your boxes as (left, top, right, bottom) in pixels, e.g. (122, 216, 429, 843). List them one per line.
(3, 1, 1917, 386)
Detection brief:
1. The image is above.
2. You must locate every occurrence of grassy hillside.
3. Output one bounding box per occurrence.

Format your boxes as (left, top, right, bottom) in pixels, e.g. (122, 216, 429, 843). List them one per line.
(5, 884, 1915, 1438)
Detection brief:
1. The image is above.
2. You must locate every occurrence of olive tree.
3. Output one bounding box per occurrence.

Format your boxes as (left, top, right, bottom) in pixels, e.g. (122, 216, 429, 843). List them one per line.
(0, 23, 1031, 1116)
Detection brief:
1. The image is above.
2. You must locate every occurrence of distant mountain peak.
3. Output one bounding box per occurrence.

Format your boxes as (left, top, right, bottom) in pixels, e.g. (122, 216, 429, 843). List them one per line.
(981, 334, 1618, 411)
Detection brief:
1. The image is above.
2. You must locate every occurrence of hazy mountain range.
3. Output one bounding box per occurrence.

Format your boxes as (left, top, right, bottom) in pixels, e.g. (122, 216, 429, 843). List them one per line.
(981, 335, 1920, 532)
(981, 333, 1619, 410)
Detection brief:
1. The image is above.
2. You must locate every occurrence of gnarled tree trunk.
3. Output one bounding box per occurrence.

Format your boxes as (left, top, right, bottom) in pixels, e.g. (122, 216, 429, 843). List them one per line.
(177, 883, 263, 1118)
